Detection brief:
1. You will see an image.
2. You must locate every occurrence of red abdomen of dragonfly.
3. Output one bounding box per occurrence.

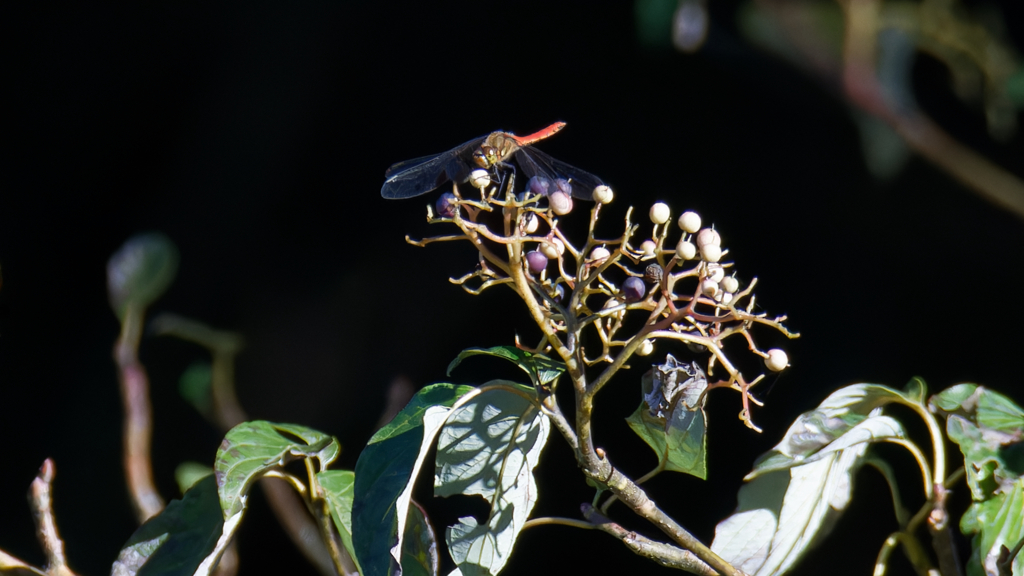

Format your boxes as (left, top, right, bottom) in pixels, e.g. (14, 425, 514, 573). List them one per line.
(471, 122, 567, 170)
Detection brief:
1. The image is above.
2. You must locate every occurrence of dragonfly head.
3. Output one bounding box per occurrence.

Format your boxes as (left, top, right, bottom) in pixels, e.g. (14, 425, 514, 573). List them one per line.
(473, 145, 500, 169)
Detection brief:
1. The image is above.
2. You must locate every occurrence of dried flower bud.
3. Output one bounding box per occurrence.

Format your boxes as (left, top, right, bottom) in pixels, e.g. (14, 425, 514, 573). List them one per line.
(469, 169, 491, 189)
(650, 202, 671, 225)
(701, 279, 719, 298)
(678, 211, 701, 234)
(765, 349, 788, 372)
(640, 240, 657, 256)
(676, 239, 696, 260)
(592, 185, 614, 204)
(645, 264, 663, 284)
(721, 275, 739, 293)
(700, 244, 722, 263)
(550, 191, 573, 215)
(695, 228, 721, 249)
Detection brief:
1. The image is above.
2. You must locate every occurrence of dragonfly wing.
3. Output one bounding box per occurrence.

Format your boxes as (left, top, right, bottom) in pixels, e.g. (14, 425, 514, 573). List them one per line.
(515, 147, 605, 200)
(380, 136, 484, 199)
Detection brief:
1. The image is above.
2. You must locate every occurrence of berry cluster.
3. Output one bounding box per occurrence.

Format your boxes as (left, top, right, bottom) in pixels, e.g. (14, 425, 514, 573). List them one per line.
(408, 172, 797, 430)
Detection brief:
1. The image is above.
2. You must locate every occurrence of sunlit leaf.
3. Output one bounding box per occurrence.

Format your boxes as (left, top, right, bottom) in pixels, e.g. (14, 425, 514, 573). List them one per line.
(110, 475, 223, 576)
(215, 421, 339, 518)
(447, 346, 565, 388)
(712, 443, 866, 576)
(625, 356, 708, 478)
(318, 470, 362, 575)
(713, 404, 908, 576)
(107, 232, 179, 320)
(932, 383, 978, 413)
(435, 382, 549, 576)
(353, 383, 473, 576)
(749, 383, 912, 477)
(960, 478, 1023, 576)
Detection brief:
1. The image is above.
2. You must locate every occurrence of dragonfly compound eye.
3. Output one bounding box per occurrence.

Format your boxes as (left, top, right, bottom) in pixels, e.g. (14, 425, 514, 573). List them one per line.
(473, 145, 499, 169)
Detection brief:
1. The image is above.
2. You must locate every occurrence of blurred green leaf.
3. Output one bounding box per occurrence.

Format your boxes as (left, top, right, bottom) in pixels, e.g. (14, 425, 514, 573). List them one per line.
(178, 362, 212, 416)
(215, 421, 339, 518)
(447, 346, 565, 388)
(107, 232, 179, 321)
(174, 462, 213, 495)
(110, 475, 223, 576)
(353, 383, 473, 576)
(434, 383, 549, 576)
(634, 0, 675, 49)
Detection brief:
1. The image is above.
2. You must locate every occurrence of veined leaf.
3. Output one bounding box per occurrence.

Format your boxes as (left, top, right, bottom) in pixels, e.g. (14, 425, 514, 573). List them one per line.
(960, 478, 1023, 576)
(447, 346, 565, 388)
(749, 383, 913, 477)
(435, 382, 549, 576)
(625, 355, 709, 478)
(712, 408, 908, 576)
(110, 475, 225, 576)
(402, 501, 440, 576)
(353, 383, 474, 576)
(215, 421, 339, 518)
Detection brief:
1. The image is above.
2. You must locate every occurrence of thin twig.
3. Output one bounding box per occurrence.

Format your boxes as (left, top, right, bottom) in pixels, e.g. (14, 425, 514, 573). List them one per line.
(28, 459, 79, 576)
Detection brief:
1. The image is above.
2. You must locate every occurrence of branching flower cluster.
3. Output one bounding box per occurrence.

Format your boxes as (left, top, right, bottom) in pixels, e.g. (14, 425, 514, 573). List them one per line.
(408, 171, 798, 430)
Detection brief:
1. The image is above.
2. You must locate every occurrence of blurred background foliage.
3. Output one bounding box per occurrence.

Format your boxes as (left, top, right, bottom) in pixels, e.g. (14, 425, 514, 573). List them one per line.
(3, 1, 1022, 575)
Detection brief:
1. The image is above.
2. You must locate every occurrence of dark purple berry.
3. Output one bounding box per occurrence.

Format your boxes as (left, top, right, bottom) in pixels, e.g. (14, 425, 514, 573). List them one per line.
(526, 250, 548, 274)
(553, 178, 573, 197)
(526, 176, 552, 196)
(435, 192, 458, 218)
(622, 277, 646, 302)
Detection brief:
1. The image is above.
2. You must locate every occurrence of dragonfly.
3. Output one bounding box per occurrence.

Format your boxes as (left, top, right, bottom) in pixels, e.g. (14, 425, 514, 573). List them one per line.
(380, 122, 605, 200)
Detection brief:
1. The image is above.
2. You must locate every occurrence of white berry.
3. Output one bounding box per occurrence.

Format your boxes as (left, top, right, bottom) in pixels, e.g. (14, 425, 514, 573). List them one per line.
(640, 240, 657, 256)
(469, 169, 491, 189)
(676, 239, 697, 260)
(636, 339, 654, 356)
(695, 228, 721, 248)
(765, 349, 789, 372)
(701, 279, 719, 298)
(540, 241, 560, 259)
(700, 244, 722, 263)
(649, 202, 671, 225)
(678, 211, 701, 234)
(590, 246, 611, 262)
(592, 185, 614, 204)
(550, 191, 573, 215)
(721, 275, 739, 293)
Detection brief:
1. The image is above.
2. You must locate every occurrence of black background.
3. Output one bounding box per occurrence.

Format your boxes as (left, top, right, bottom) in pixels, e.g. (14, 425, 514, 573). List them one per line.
(3, 1, 1023, 575)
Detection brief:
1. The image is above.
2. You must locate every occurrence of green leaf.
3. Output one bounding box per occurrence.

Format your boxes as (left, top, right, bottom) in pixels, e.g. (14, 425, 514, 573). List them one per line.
(447, 346, 565, 388)
(626, 356, 708, 478)
(711, 437, 869, 575)
(353, 383, 474, 576)
(901, 377, 928, 405)
(976, 389, 1024, 433)
(402, 501, 439, 576)
(174, 462, 213, 495)
(215, 421, 339, 518)
(318, 470, 362, 575)
(110, 475, 224, 576)
(748, 383, 913, 477)
(434, 383, 549, 576)
(107, 232, 179, 320)
(961, 478, 1023, 576)
(932, 383, 978, 413)
(178, 362, 213, 416)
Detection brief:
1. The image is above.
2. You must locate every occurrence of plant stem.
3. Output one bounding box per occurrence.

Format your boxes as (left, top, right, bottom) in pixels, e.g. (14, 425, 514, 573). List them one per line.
(29, 459, 79, 576)
(115, 305, 164, 522)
